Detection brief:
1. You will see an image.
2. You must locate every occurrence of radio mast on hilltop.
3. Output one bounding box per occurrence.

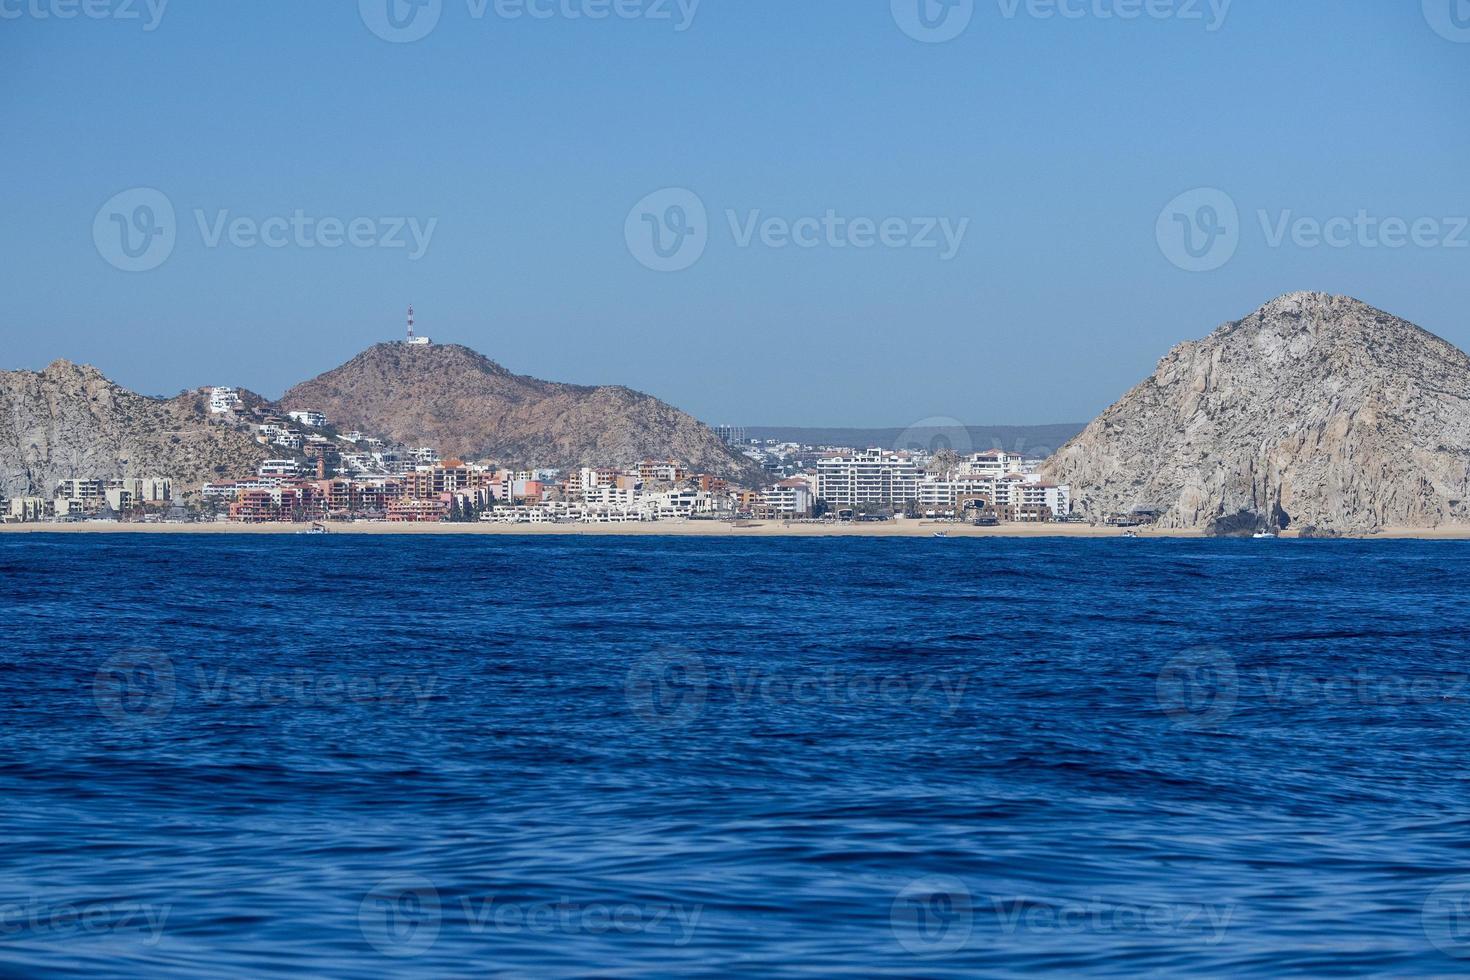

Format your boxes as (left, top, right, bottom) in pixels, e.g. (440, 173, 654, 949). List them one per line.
(405, 304, 431, 346)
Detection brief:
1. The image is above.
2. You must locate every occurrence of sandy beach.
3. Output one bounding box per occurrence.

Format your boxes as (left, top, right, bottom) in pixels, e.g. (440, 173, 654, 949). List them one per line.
(3, 520, 1467, 539)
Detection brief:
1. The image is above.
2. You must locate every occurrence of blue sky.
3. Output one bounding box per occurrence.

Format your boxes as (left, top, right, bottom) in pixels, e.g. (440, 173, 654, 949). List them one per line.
(1, 0, 1466, 426)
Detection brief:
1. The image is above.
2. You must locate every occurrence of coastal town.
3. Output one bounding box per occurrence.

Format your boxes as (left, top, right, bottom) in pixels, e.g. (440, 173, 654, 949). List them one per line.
(1, 393, 1077, 529)
(1, 317, 1079, 530)
(1, 425, 1074, 528)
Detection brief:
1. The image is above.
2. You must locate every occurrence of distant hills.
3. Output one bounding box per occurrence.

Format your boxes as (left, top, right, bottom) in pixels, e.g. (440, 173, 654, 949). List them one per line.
(743, 424, 1086, 455)
(1044, 292, 1470, 533)
(0, 361, 270, 498)
(280, 343, 763, 483)
(9, 293, 1467, 533)
(0, 341, 763, 495)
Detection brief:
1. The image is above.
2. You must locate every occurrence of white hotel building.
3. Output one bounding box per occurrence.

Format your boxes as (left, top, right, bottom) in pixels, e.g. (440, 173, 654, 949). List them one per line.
(816, 449, 1071, 519)
(815, 449, 924, 508)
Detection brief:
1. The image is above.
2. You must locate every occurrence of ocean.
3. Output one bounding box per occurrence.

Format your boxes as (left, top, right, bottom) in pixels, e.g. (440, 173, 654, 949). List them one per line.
(2, 534, 1469, 977)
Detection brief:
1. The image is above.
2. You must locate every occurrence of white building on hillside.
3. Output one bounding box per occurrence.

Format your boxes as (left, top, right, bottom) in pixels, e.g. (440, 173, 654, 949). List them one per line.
(209, 387, 242, 414)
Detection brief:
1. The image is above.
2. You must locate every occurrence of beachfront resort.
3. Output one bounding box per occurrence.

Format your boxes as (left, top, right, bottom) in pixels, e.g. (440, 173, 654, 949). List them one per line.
(2, 393, 1074, 527)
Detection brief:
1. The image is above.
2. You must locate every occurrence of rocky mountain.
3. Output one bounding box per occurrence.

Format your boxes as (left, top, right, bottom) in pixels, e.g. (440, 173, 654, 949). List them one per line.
(1043, 292, 1470, 533)
(0, 361, 270, 498)
(280, 343, 764, 483)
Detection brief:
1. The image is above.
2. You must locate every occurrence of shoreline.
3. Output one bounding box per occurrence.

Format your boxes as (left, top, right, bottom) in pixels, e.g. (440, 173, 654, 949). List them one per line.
(1, 521, 1467, 539)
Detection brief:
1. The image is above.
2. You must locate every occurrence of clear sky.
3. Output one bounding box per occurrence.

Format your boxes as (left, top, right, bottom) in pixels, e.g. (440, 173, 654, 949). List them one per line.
(2, 0, 1466, 427)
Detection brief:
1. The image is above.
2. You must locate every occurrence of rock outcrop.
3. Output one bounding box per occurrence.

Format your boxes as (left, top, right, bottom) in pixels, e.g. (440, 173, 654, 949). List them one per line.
(0, 362, 270, 497)
(1043, 293, 1470, 533)
(279, 343, 763, 483)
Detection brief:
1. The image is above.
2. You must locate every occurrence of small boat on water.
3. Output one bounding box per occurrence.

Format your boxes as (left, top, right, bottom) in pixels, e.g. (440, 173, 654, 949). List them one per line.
(298, 522, 331, 535)
(932, 531, 949, 538)
(1252, 530, 1277, 539)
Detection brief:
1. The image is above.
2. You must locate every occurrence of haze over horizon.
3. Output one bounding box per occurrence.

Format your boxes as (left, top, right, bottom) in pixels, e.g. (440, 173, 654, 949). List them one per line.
(2, 1, 1466, 427)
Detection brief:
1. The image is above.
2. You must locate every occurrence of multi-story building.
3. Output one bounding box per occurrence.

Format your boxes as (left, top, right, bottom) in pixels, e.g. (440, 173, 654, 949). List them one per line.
(761, 479, 814, 517)
(576, 468, 622, 495)
(1014, 482, 1070, 521)
(55, 479, 106, 513)
(387, 498, 447, 522)
(7, 497, 53, 522)
(288, 410, 328, 428)
(956, 451, 1026, 478)
(259, 460, 303, 478)
(229, 487, 305, 523)
(639, 460, 684, 484)
(209, 386, 242, 414)
(714, 425, 747, 448)
(815, 449, 923, 508)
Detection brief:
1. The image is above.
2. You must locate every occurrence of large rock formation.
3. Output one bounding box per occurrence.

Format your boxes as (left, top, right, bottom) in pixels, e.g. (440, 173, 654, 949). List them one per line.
(280, 343, 763, 483)
(0, 361, 270, 498)
(1043, 292, 1470, 533)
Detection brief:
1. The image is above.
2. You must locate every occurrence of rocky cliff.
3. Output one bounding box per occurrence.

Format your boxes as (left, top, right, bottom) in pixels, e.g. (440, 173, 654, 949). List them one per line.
(1043, 293, 1470, 533)
(279, 343, 763, 483)
(0, 362, 270, 498)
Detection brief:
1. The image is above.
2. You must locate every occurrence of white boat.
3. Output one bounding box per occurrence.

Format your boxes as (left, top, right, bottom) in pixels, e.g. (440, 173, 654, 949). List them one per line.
(1252, 530, 1277, 539)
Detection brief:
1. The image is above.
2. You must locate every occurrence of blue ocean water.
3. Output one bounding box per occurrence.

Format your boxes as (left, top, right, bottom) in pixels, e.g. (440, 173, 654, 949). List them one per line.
(2, 534, 1470, 977)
